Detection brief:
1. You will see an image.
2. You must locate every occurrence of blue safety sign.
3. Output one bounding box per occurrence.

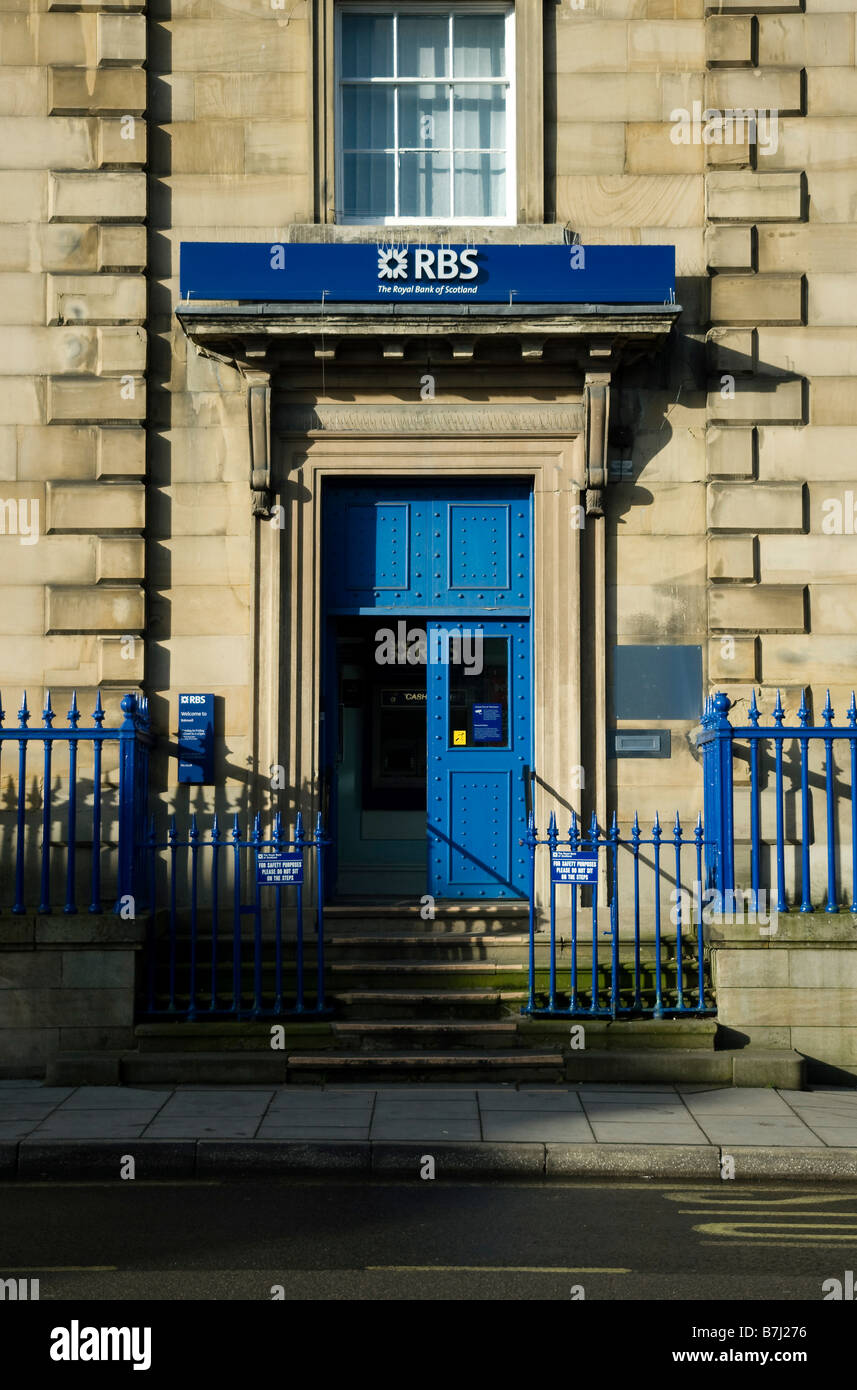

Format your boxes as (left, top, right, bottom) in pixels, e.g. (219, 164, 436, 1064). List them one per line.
(256, 852, 304, 887)
(551, 852, 599, 885)
(473, 703, 503, 743)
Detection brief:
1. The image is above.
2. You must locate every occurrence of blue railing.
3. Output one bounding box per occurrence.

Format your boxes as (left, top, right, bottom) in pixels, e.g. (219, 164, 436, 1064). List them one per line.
(523, 809, 716, 1019)
(142, 811, 330, 1020)
(698, 688, 857, 913)
(0, 690, 152, 914)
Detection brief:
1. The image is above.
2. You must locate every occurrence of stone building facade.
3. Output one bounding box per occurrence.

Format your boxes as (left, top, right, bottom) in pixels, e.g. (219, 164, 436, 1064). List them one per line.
(2, 0, 857, 901)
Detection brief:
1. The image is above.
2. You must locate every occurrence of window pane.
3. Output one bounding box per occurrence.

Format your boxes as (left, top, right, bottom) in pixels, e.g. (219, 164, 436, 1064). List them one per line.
(454, 151, 505, 218)
(399, 84, 450, 150)
(399, 151, 451, 218)
(397, 15, 448, 78)
(453, 84, 506, 149)
(341, 13, 393, 78)
(343, 151, 395, 218)
(453, 14, 506, 78)
(342, 85, 394, 148)
(448, 638, 509, 747)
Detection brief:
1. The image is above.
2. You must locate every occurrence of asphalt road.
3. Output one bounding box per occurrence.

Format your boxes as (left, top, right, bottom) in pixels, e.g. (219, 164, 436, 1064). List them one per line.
(2, 1179, 857, 1302)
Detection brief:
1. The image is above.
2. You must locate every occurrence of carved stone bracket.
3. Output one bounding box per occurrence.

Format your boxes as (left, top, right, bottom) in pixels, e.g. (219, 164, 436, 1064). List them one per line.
(244, 369, 272, 517)
(583, 371, 611, 517)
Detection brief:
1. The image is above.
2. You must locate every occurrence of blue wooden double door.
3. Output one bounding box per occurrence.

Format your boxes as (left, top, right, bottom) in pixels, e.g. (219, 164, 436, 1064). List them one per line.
(323, 481, 533, 900)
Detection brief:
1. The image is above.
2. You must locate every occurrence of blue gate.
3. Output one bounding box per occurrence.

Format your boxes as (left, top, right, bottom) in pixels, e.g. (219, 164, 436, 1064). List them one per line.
(523, 809, 716, 1019)
(0, 690, 152, 914)
(699, 687, 857, 912)
(142, 812, 331, 1020)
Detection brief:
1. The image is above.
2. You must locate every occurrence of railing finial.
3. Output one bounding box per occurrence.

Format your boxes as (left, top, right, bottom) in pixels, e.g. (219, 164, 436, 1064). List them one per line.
(823, 689, 834, 727)
(748, 689, 760, 727)
(798, 688, 809, 727)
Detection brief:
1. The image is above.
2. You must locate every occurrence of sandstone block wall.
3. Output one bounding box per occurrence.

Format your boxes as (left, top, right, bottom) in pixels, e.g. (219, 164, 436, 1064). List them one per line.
(0, 0, 856, 910)
(0, 0, 147, 729)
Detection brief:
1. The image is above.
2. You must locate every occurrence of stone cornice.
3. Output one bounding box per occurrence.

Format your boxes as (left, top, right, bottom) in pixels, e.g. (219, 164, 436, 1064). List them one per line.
(177, 302, 680, 372)
(180, 303, 677, 339)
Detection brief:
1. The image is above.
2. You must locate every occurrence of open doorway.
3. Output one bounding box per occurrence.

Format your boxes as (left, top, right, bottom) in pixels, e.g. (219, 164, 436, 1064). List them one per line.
(330, 617, 427, 898)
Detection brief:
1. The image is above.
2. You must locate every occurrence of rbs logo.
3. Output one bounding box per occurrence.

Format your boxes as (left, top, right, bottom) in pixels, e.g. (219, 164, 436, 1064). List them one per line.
(414, 248, 478, 280)
(377, 246, 479, 283)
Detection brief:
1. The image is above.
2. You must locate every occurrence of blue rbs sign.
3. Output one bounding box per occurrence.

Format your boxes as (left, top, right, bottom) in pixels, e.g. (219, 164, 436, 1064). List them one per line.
(179, 242, 675, 306)
(177, 693, 214, 785)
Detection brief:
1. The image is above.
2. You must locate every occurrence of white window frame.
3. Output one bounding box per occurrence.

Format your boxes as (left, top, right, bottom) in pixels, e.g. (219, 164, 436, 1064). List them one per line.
(335, 2, 516, 226)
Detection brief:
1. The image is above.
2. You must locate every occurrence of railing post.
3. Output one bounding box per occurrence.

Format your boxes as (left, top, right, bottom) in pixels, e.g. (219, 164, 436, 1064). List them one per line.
(698, 696, 716, 892)
(315, 811, 327, 1012)
(116, 693, 150, 914)
(699, 691, 735, 903)
(525, 809, 537, 1015)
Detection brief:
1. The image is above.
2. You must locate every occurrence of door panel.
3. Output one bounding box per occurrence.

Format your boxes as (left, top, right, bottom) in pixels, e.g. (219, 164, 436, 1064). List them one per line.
(427, 619, 531, 898)
(445, 769, 513, 887)
(324, 484, 530, 614)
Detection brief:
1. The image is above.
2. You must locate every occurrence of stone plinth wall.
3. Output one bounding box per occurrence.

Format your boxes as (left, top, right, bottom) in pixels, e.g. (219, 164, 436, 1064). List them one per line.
(0, 914, 144, 1078)
(710, 914, 857, 1084)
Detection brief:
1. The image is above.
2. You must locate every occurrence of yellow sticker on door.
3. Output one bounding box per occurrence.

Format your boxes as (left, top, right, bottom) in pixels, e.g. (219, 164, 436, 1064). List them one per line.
(453, 730, 466, 745)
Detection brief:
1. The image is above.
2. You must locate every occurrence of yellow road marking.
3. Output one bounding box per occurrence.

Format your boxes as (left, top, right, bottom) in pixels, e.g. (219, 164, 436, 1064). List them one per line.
(703, 1239, 857, 1249)
(665, 1191, 857, 1207)
(681, 1208, 857, 1217)
(3, 1266, 118, 1272)
(2, 1180, 222, 1188)
(364, 1265, 630, 1273)
(693, 1220, 857, 1240)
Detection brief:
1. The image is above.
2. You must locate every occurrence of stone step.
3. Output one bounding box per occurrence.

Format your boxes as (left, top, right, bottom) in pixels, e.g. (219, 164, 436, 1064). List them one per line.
(518, 1016, 718, 1051)
(145, 964, 706, 1013)
(324, 904, 530, 936)
(134, 1013, 715, 1053)
(331, 1020, 520, 1049)
(327, 933, 532, 961)
(325, 961, 701, 996)
(564, 1048, 805, 1089)
(324, 935, 697, 964)
(122, 1051, 293, 1084)
(285, 1050, 566, 1082)
(335, 989, 523, 1020)
(151, 932, 699, 955)
(57, 1040, 805, 1088)
(134, 1020, 335, 1053)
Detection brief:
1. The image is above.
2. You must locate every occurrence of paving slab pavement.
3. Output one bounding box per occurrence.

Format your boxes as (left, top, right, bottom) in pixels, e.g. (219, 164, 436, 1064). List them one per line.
(1, 1080, 856, 1180)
